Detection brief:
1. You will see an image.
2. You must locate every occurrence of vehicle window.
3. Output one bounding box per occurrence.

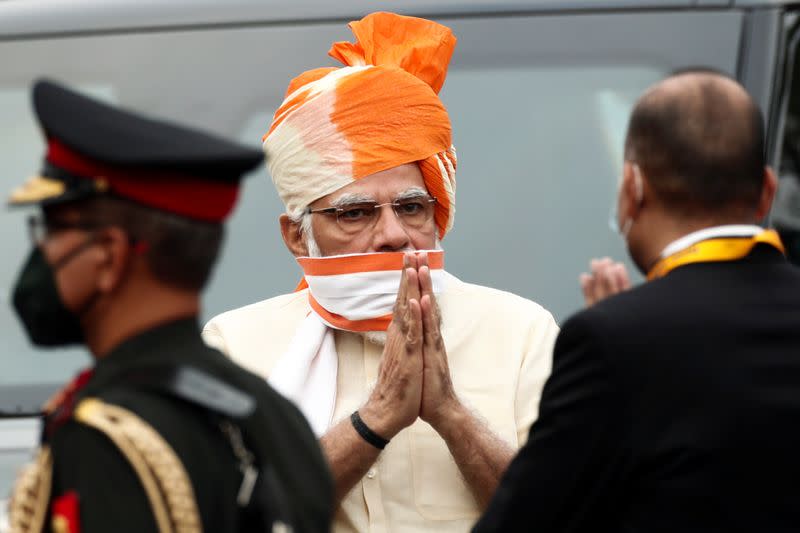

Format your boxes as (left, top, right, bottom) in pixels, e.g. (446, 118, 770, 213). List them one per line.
(0, 10, 742, 421)
(431, 10, 741, 319)
(442, 65, 656, 316)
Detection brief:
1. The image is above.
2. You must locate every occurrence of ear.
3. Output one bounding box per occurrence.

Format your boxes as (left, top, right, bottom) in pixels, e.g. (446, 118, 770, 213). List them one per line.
(94, 226, 133, 293)
(755, 166, 778, 221)
(619, 161, 644, 224)
(280, 214, 309, 258)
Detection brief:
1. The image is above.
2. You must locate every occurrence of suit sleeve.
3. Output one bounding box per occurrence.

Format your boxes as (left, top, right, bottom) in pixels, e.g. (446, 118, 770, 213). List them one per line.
(473, 312, 625, 533)
(50, 421, 160, 533)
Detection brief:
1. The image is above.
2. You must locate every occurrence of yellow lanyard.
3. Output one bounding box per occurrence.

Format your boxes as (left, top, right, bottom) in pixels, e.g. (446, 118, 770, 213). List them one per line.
(647, 229, 785, 281)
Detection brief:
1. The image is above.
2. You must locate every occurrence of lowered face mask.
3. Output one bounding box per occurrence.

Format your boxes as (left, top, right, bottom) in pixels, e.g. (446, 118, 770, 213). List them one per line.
(298, 250, 447, 331)
(12, 242, 96, 347)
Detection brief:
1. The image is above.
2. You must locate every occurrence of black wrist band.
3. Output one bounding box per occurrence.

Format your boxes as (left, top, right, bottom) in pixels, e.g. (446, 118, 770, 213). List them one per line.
(351, 410, 390, 450)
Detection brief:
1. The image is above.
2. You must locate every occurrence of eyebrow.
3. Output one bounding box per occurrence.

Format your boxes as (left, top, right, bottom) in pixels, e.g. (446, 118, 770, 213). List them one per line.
(330, 187, 430, 208)
(330, 192, 375, 207)
(394, 187, 429, 202)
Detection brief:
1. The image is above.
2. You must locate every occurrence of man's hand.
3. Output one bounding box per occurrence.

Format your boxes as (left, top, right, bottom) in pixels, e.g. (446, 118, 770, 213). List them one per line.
(579, 257, 631, 307)
(416, 253, 461, 432)
(414, 253, 516, 508)
(320, 251, 515, 505)
(360, 253, 424, 440)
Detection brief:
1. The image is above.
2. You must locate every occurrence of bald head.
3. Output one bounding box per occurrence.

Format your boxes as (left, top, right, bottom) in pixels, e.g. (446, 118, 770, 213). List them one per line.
(624, 70, 765, 219)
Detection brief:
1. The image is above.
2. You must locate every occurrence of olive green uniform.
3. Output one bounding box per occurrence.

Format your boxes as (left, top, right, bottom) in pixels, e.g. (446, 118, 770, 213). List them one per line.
(43, 318, 333, 532)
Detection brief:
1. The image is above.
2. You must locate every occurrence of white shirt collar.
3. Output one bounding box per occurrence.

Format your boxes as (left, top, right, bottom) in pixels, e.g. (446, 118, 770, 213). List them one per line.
(660, 224, 765, 258)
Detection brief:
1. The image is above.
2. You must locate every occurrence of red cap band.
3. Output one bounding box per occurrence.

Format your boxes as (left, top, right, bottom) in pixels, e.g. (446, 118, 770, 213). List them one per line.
(46, 139, 239, 222)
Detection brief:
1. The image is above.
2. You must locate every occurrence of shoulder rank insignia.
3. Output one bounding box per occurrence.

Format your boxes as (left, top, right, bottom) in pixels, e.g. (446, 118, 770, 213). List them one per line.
(43, 369, 94, 439)
(73, 398, 202, 533)
(51, 491, 80, 533)
(8, 446, 53, 533)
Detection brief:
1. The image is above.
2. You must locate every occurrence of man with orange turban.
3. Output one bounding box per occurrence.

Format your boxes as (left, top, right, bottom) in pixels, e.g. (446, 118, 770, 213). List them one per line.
(204, 12, 559, 532)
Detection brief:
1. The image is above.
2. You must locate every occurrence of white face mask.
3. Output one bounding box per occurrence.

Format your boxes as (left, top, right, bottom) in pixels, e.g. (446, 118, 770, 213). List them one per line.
(298, 250, 446, 332)
(608, 163, 644, 239)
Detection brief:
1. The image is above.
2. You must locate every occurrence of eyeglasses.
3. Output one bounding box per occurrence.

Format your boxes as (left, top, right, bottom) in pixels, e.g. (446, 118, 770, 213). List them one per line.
(27, 214, 98, 246)
(306, 196, 437, 235)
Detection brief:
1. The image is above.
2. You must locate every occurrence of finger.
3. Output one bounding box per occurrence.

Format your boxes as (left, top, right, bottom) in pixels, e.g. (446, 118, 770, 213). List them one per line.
(394, 257, 411, 312)
(418, 265, 442, 333)
(589, 258, 601, 276)
(406, 267, 421, 304)
(579, 273, 596, 306)
(601, 263, 621, 294)
(418, 264, 434, 299)
(589, 260, 608, 302)
(604, 263, 622, 293)
(421, 294, 444, 351)
(600, 271, 616, 297)
(405, 251, 422, 300)
(595, 262, 615, 298)
(416, 252, 432, 303)
(416, 250, 429, 269)
(421, 294, 434, 347)
(395, 268, 419, 335)
(406, 298, 423, 353)
(614, 263, 631, 290)
(406, 251, 419, 271)
(592, 258, 613, 277)
(394, 251, 420, 313)
(603, 259, 626, 293)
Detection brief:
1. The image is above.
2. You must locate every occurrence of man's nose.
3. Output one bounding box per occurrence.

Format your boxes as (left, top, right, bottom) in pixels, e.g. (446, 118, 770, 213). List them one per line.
(371, 205, 412, 252)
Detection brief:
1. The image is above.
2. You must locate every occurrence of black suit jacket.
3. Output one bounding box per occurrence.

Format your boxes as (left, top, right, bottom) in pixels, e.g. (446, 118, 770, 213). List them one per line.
(474, 246, 800, 532)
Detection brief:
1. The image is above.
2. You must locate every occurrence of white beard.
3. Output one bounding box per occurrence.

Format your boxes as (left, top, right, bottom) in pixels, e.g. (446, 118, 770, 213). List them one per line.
(362, 331, 387, 346)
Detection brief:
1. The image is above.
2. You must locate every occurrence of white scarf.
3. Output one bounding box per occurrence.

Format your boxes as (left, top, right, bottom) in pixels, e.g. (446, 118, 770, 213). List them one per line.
(268, 251, 446, 436)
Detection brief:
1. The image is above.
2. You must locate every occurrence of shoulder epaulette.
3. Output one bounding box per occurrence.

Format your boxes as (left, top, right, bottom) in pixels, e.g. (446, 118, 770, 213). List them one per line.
(122, 366, 255, 419)
(73, 398, 202, 533)
(9, 398, 203, 533)
(8, 445, 53, 533)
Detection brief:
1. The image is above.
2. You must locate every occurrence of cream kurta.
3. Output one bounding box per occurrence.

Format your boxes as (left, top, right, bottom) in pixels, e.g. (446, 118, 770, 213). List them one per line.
(203, 275, 558, 533)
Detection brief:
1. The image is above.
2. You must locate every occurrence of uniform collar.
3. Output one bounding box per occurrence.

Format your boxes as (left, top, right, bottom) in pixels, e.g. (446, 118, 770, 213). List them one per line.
(659, 224, 764, 258)
(88, 317, 205, 391)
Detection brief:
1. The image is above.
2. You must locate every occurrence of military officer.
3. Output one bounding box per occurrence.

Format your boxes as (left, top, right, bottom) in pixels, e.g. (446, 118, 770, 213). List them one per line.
(7, 80, 333, 533)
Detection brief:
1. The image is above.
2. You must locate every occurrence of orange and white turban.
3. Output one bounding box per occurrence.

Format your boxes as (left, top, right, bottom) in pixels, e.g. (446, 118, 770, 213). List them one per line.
(263, 11, 458, 238)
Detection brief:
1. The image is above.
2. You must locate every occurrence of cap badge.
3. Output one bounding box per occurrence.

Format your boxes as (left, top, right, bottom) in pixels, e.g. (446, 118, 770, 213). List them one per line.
(8, 176, 66, 205)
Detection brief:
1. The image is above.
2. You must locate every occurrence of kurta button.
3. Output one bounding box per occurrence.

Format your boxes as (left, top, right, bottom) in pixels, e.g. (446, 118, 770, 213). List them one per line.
(366, 468, 376, 479)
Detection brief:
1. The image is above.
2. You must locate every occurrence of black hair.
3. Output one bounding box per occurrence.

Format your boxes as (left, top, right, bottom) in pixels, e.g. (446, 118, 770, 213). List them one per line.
(80, 196, 224, 291)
